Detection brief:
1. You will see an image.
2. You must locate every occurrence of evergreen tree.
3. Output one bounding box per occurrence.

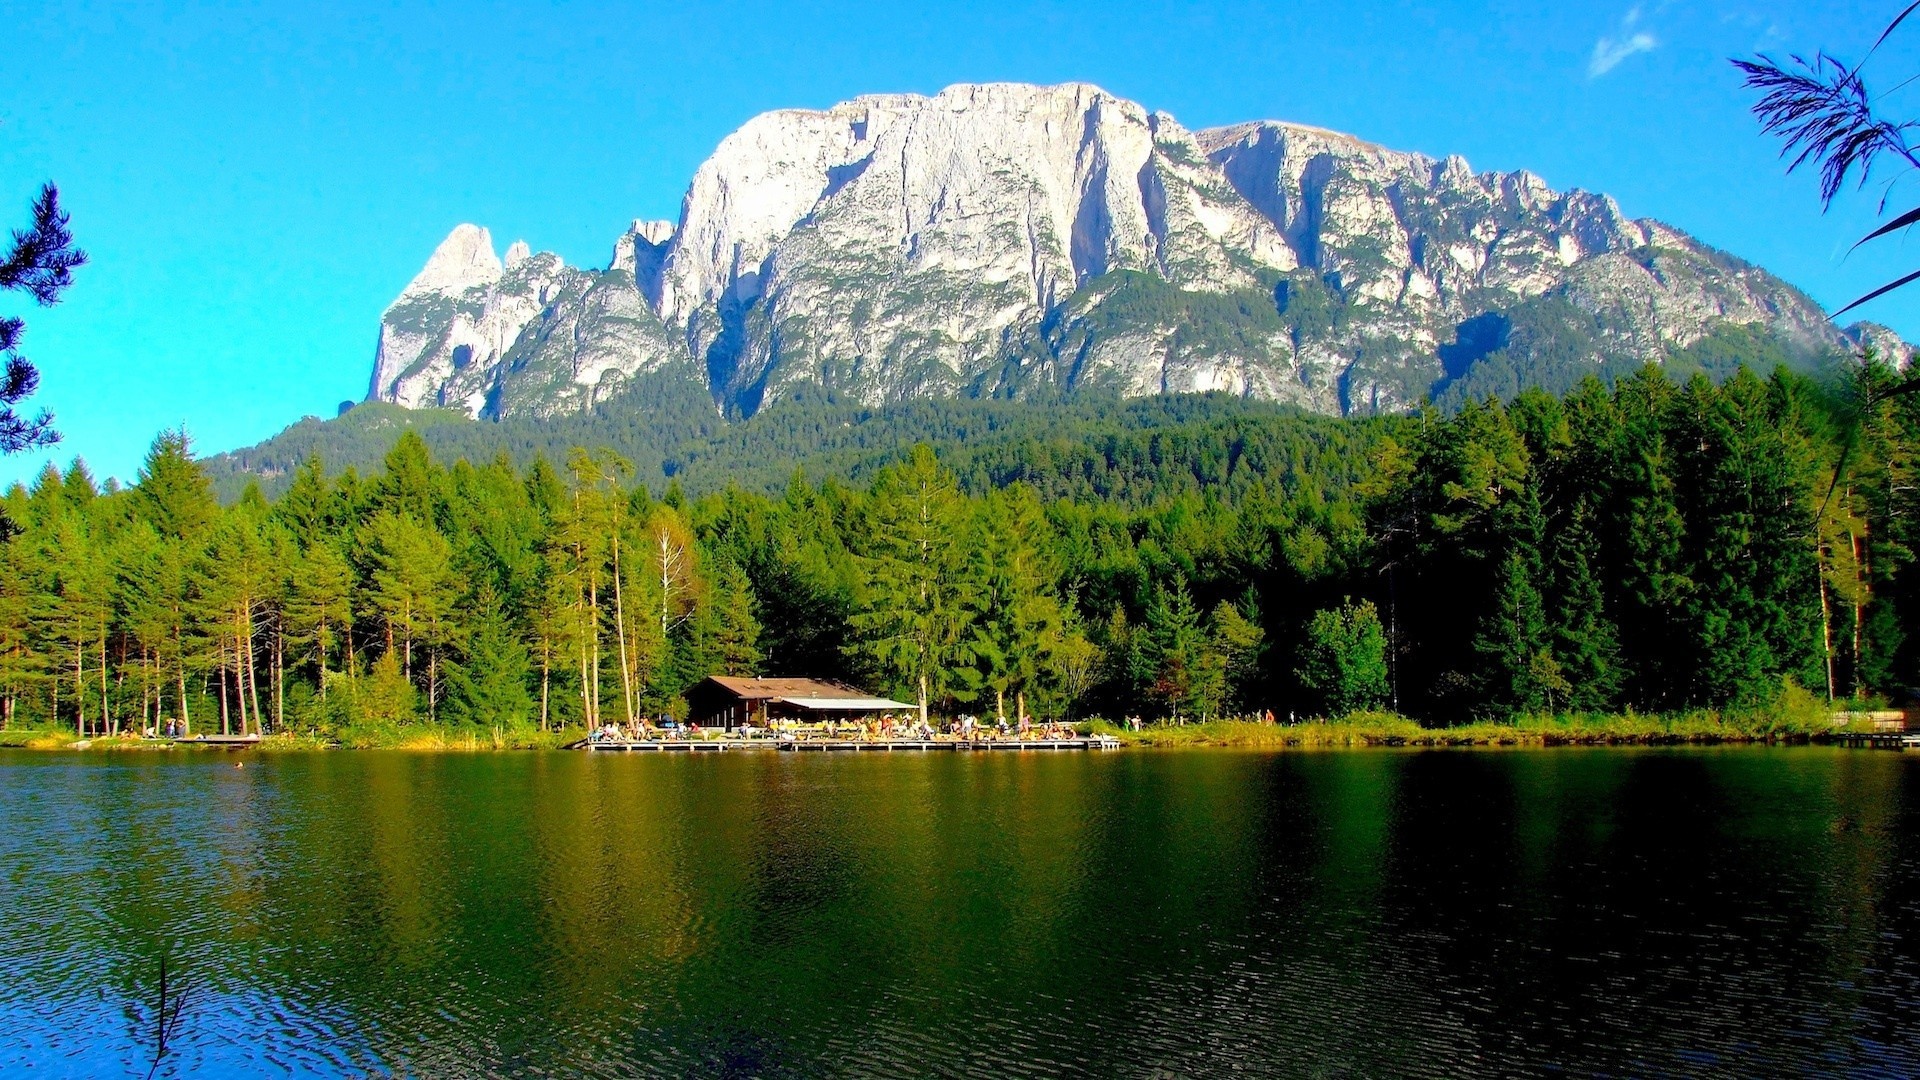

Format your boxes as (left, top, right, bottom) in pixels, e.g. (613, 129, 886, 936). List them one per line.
(1472, 481, 1551, 714)
(445, 587, 534, 729)
(853, 445, 975, 722)
(0, 182, 86, 454)
(284, 540, 353, 700)
(1137, 577, 1219, 719)
(362, 511, 457, 713)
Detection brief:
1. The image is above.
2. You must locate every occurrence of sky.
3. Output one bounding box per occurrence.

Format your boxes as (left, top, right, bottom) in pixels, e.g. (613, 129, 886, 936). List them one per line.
(3, 0, 1918, 487)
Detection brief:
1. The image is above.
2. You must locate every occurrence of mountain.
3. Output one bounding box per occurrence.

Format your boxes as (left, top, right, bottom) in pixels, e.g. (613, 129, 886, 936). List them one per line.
(370, 82, 1899, 422)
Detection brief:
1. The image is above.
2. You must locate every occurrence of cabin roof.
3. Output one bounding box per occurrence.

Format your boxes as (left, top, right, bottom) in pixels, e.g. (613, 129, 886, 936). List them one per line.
(697, 676, 866, 700)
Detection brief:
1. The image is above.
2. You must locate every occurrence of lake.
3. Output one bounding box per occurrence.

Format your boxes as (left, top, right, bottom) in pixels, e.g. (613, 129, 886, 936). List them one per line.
(3, 747, 1918, 1078)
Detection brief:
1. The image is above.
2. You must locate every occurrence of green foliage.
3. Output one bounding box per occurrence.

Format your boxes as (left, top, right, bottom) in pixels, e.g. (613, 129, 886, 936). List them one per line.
(1297, 599, 1391, 715)
(2, 359, 1916, 738)
(444, 589, 534, 729)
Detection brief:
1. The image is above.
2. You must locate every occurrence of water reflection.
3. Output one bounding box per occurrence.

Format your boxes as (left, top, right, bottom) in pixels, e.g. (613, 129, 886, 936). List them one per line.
(2, 748, 1918, 1077)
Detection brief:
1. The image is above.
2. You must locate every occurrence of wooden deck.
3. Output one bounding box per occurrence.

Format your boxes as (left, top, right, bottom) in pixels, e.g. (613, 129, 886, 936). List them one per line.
(572, 736, 1123, 753)
(781, 737, 1121, 752)
(176, 734, 263, 747)
(1827, 730, 1920, 751)
(582, 739, 733, 752)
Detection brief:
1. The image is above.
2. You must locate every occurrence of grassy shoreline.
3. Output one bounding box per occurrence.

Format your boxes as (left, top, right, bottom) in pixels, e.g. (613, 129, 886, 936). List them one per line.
(1089, 708, 1840, 748)
(0, 704, 1866, 752)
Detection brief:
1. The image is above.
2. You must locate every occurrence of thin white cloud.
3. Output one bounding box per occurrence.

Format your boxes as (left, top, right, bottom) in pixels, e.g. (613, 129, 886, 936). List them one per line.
(1589, 6, 1660, 78)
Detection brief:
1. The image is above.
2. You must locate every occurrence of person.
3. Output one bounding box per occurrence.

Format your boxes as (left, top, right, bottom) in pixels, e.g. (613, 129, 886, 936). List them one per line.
(1264, 709, 1276, 725)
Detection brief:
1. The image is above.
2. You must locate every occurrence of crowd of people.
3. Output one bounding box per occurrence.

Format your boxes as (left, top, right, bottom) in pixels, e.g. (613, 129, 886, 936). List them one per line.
(583, 713, 1090, 743)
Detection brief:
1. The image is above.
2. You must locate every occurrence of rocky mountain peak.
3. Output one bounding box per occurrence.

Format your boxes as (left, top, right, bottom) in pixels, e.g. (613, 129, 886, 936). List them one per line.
(402, 224, 501, 298)
(367, 82, 1904, 424)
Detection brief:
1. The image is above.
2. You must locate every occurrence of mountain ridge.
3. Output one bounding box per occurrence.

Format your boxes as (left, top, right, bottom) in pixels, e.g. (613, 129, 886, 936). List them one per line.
(366, 81, 1905, 425)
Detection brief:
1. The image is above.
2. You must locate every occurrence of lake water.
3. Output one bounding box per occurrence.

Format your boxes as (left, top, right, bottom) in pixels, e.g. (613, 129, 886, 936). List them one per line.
(3, 747, 1919, 1078)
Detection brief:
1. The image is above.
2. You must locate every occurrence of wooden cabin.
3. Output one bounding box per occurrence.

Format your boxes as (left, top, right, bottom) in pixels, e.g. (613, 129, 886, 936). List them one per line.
(685, 676, 915, 730)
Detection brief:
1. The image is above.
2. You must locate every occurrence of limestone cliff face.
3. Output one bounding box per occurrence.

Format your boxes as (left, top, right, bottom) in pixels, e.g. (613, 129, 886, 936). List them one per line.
(368, 83, 1900, 422)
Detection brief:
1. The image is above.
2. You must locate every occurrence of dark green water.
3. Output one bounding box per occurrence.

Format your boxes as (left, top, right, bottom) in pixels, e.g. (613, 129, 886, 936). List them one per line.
(3, 747, 1919, 1078)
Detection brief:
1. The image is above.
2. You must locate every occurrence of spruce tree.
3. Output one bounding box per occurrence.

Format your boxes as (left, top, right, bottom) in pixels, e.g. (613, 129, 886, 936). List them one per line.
(852, 445, 975, 722)
(445, 588, 534, 730)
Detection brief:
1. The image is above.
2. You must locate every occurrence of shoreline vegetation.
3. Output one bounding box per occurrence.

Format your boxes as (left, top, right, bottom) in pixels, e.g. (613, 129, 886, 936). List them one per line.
(0, 698, 1876, 752)
(3, 362, 1917, 747)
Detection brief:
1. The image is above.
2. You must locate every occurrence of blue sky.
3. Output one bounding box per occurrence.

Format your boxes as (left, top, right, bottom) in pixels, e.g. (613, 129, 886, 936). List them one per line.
(2, 0, 1917, 486)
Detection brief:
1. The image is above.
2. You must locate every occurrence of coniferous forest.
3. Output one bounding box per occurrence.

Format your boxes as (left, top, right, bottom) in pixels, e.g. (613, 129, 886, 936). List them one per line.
(2, 359, 1916, 743)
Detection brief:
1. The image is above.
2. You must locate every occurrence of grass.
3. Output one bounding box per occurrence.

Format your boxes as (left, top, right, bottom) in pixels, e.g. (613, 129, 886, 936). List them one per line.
(0, 683, 1854, 753)
(0, 725, 77, 749)
(0, 722, 588, 752)
(1087, 705, 1836, 748)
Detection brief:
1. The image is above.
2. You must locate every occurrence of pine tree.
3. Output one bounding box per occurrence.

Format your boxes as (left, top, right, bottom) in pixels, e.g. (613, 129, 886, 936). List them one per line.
(1209, 595, 1266, 713)
(1472, 481, 1551, 714)
(196, 509, 272, 735)
(0, 182, 86, 454)
(693, 551, 762, 677)
(964, 486, 1066, 722)
(445, 587, 534, 730)
(362, 511, 456, 716)
(853, 444, 975, 722)
(1137, 577, 1216, 719)
(284, 540, 353, 701)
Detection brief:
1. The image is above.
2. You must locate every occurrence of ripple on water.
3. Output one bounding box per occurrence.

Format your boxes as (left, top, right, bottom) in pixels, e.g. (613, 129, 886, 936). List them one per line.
(5, 749, 1920, 1077)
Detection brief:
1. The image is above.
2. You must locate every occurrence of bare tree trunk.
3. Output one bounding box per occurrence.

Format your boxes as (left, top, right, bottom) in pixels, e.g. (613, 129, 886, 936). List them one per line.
(246, 613, 263, 736)
(589, 580, 602, 726)
(1852, 524, 1868, 695)
(1820, 567, 1836, 702)
(219, 659, 231, 737)
(100, 630, 111, 737)
(612, 535, 634, 726)
(177, 658, 191, 737)
(73, 642, 85, 739)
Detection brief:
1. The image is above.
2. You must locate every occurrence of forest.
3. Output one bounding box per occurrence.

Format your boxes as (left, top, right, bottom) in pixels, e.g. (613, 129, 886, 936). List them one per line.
(1, 358, 1915, 743)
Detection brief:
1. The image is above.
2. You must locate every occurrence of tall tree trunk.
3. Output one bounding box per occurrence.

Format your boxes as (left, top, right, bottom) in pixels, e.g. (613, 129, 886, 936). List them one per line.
(73, 642, 85, 739)
(100, 629, 111, 737)
(234, 630, 251, 736)
(578, 590, 594, 728)
(1852, 523, 1868, 696)
(919, 673, 928, 727)
(177, 658, 191, 737)
(219, 660, 231, 737)
(246, 612, 263, 736)
(589, 580, 602, 726)
(612, 535, 634, 726)
(1820, 566, 1837, 702)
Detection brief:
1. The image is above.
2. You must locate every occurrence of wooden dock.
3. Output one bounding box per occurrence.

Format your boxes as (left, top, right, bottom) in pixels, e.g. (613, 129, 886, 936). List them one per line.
(1827, 730, 1920, 751)
(781, 736, 1121, 752)
(582, 739, 733, 752)
(176, 734, 263, 747)
(570, 736, 1122, 753)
